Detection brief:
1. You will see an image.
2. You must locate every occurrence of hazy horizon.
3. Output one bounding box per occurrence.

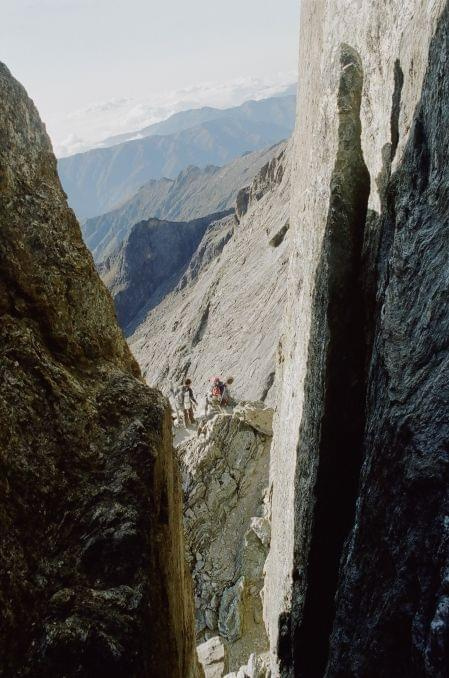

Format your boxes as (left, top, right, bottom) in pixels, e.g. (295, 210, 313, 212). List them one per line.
(2, 0, 299, 156)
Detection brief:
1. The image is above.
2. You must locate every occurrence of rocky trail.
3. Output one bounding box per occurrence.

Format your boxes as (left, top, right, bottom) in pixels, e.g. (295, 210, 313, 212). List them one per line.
(176, 401, 274, 677)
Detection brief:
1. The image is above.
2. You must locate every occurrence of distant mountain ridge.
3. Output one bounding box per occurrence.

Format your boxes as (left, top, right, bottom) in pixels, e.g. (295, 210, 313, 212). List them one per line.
(125, 146, 291, 404)
(97, 92, 297, 148)
(58, 95, 295, 220)
(83, 141, 285, 263)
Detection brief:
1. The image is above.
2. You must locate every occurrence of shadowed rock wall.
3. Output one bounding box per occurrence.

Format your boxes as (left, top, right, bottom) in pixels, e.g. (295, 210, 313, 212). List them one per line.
(0, 62, 199, 677)
(327, 8, 449, 675)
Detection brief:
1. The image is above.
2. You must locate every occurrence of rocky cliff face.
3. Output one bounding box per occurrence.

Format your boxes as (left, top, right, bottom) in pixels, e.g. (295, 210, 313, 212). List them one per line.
(0, 62, 199, 677)
(4, 1, 446, 675)
(129, 147, 290, 405)
(265, 1, 449, 676)
(98, 210, 232, 332)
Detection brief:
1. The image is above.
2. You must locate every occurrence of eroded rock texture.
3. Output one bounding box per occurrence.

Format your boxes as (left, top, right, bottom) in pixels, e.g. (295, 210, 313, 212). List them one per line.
(178, 406, 273, 672)
(0, 62, 199, 677)
(197, 636, 229, 678)
(328, 8, 449, 676)
(224, 651, 271, 678)
(265, 1, 449, 676)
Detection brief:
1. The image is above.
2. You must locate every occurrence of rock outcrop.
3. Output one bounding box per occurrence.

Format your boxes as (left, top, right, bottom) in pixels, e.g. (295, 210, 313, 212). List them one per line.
(178, 406, 273, 672)
(264, 1, 449, 676)
(129, 147, 290, 405)
(83, 141, 285, 263)
(197, 636, 229, 678)
(98, 210, 232, 331)
(224, 652, 271, 678)
(0, 62, 199, 677)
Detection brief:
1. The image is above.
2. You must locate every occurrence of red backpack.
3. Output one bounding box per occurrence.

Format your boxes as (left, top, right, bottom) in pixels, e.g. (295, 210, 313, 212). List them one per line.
(211, 383, 222, 398)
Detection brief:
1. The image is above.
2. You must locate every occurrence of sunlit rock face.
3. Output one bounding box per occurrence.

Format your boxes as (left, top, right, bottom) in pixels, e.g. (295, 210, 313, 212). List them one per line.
(265, 1, 449, 676)
(0, 62, 200, 678)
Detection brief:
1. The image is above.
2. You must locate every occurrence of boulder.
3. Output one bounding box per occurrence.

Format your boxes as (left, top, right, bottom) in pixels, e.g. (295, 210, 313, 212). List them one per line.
(197, 636, 229, 678)
(233, 402, 274, 436)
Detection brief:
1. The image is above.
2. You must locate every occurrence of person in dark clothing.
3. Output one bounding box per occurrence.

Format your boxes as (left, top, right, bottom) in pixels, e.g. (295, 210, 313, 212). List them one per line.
(182, 378, 197, 426)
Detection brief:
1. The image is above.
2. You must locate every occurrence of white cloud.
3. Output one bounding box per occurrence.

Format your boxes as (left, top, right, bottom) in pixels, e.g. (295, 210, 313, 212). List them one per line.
(52, 72, 297, 157)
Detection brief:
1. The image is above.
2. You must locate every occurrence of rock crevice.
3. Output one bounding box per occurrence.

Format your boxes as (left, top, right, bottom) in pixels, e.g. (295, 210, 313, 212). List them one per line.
(284, 44, 370, 678)
(265, 2, 449, 676)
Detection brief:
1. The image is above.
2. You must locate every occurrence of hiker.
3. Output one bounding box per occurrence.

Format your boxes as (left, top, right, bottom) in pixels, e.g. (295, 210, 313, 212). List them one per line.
(221, 377, 234, 406)
(182, 378, 197, 426)
(212, 376, 225, 398)
(173, 387, 184, 426)
(205, 376, 225, 414)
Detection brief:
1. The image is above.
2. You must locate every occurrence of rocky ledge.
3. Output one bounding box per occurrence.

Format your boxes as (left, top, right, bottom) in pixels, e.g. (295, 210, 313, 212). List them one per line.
(177, 404, 273, 674)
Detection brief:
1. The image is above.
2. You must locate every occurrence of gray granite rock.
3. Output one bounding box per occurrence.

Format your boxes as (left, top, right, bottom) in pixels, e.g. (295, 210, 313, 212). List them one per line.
(179, 406, 273, 672)
(264, 1, 449, 676)
(99, 210, 232, 331)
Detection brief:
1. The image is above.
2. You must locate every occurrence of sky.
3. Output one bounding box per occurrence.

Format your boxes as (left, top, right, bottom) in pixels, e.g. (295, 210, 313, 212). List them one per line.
(1, 0, 299, 156)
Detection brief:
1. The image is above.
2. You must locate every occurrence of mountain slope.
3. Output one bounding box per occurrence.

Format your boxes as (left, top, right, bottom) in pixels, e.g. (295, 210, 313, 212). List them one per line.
(125, 147, 290, 405)
(83, 142, 285, 262)
(99, 210, 233, 330)
(58, 97, 295, 220)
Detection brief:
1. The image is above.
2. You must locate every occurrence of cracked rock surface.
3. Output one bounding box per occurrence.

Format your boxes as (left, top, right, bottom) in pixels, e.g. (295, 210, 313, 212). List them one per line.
(178, 406, 273, 672)
(265, 1, 449, 676)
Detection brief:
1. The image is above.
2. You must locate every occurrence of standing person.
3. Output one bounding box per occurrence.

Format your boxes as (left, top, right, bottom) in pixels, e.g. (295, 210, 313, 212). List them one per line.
(207, 376, 225, 412)
(174, 384, 185, 426)
(182, 378, 197, 426)
(221, 377, 234, 407)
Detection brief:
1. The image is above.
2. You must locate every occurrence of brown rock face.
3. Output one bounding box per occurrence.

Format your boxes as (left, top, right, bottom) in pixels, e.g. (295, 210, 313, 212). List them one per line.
(0, 62, 199, 677)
